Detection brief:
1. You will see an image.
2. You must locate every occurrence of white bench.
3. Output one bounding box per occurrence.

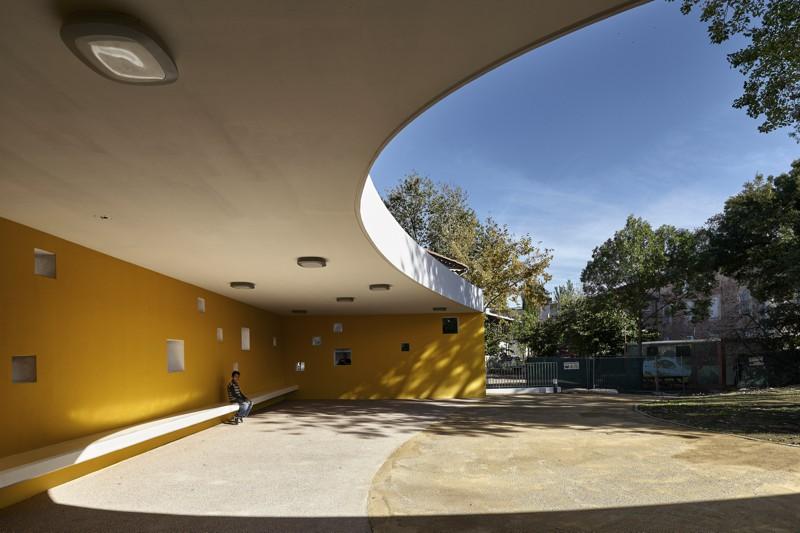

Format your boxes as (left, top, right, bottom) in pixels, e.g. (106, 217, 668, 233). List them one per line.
(0, 385, 298, 491)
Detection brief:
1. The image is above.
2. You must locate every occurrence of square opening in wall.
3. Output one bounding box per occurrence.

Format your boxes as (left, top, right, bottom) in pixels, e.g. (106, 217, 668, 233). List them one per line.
(167, 340, 185, 373)
(334, 349, 352, 366)
(197, 297, 206, 313)
(216, 327, 224, 342)
(312, 336, 322, 346)
(400, 343, 410, 352)
(241, 327, 251, 351)
(295, 361, 306, 372)
(333, 323, 343, 333)
(34, 248, 56, 278)
(442, 317, 458, 334)
(12, 355, 37, 383)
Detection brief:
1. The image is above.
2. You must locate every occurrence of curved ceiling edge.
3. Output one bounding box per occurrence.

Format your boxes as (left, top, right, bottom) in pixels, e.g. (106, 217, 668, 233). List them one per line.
(354, 0, 647, 315)
(359, 177, 483, 311)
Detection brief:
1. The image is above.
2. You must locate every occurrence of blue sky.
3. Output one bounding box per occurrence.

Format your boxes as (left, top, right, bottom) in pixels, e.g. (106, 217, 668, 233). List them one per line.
(370, 0, 798, 292)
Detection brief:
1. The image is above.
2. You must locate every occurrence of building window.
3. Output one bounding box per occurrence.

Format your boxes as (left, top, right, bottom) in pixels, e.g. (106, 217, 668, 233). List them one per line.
(739, 289, 752, 315)
(710, 296, 720, 319)
(400, 343, 410, 352)
(442, 317, 458, 334)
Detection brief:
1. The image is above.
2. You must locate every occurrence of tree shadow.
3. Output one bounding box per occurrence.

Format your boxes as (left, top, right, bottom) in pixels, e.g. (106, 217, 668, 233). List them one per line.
(251, 395, 714, 441)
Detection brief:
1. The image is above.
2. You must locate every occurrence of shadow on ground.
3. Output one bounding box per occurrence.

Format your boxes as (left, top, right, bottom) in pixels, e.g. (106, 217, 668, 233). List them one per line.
(252, 395, 708, 440)
(1, 492, 798, 532)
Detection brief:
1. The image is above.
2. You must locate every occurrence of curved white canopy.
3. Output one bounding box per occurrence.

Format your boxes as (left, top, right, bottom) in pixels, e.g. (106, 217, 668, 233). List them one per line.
(0, 0, 643, 314)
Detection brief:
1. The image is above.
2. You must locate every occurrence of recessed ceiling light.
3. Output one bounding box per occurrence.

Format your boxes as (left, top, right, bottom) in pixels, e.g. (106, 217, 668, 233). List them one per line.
(230, 281, 255, 290)
(291, 309, 308, 314)
(336, 297, 355, 303)
(61, 16, 178, 84)
(297, 257, 327, 268)
(369, 284, 391, 291)
(433, 307, 447, 312)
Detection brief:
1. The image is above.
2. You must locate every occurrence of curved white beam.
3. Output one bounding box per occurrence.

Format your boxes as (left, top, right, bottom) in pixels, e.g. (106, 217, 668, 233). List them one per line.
(358, 177, 483, 311)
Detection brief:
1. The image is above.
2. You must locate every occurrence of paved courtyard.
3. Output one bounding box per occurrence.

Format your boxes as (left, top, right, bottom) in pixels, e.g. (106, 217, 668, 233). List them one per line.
(1, 395, 799, 532)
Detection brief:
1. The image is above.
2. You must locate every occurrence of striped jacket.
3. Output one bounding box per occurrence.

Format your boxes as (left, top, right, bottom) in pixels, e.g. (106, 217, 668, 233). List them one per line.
(227, 380, 247, 403)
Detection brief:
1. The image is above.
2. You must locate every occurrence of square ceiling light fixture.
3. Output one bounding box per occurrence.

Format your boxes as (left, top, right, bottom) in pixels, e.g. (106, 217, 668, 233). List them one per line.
(61, 17, 178, 84)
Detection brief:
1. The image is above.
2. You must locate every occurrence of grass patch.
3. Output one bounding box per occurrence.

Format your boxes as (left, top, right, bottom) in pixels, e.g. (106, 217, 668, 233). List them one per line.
(638, 387, 800, 446)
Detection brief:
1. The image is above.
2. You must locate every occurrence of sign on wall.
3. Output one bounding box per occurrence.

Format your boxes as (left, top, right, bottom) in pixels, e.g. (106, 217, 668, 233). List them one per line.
(563, 361, 580, 370)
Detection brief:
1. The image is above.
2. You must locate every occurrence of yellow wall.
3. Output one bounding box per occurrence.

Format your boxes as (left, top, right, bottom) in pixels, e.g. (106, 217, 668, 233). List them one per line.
(1, 214, 486, 461)
(0, 217, 288, 458)
(281, 313, 485, 399)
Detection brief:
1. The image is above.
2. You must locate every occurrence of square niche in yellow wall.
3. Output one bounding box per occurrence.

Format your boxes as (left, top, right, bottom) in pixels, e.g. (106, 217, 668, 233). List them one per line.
(12, 355, 37, 383)
(34, 248, 56, 278)
(167, 340, 185, 373)
(334, 349, 351, 366)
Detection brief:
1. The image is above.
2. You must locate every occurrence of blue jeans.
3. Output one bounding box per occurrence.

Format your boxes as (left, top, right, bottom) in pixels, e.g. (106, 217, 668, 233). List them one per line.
(236, 400, 252, 418)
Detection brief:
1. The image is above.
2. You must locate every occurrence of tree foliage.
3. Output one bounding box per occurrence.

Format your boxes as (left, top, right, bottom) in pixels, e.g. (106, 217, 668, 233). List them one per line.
(707, 159, 800, 348)
(581, 215, 715, 351)
(516, 284, 636, 357)
(383, 173, 478, 262)
(384, 173, 551, 312)
(674, 0, 800, 140)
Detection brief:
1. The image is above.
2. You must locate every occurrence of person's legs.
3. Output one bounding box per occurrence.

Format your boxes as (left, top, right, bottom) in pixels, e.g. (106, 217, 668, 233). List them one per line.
(243, 400, 253, 418)
(236, 401, 249, 420)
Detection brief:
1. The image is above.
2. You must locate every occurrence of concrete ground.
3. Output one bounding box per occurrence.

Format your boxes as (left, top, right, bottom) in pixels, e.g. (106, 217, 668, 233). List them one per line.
(2, 395, 799, 532)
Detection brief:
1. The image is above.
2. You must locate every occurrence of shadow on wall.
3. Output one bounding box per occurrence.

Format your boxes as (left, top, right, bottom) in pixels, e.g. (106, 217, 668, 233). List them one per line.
(0, 484, 797, 532)
(282, 313, 485, 400)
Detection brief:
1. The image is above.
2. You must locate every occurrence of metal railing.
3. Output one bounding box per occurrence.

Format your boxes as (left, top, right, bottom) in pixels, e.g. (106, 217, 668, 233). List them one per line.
(486, 362, 557, 389)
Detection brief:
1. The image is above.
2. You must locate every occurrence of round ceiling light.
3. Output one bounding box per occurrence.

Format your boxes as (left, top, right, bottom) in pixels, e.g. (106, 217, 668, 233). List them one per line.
(369, 284, 391, 291)
(230, 281, 255, 290)
(297, 257, 327, 268)
(61, 16, 178, 84)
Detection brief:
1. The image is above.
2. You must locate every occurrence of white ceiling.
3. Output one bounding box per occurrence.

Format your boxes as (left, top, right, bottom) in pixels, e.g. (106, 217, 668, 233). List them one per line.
(0, 0, 643, 314)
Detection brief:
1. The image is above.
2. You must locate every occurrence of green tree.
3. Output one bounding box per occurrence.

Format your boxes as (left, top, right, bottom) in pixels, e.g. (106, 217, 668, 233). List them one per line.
(674, 0, 800, 140)
(383, 173, 478, 265)
(516, 282, 636, 357)
(581, 216, 715, 355)
(384, 174, 551, 313)
(515, 310, 561, 356)
(467, 218, 551, 312)
(485, 318, 514, 358)
(707, 159, 800, 349)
